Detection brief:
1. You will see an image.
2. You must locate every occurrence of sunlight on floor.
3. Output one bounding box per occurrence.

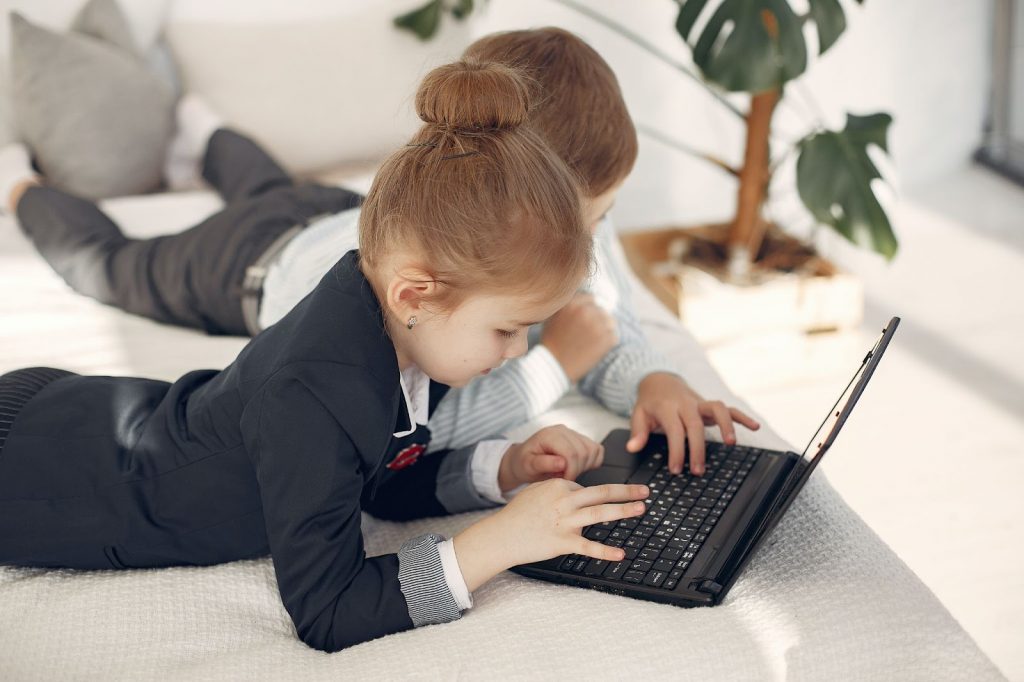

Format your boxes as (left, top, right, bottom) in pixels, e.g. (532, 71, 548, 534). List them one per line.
(705, 166, 1024, 681)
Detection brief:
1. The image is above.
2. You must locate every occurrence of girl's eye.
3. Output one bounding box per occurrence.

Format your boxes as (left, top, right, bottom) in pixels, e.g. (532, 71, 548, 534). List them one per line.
(497, 329, 519, 340)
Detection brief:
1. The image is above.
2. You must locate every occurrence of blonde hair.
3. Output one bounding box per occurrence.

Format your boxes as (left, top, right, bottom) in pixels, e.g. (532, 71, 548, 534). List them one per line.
(359, 58, 592, 313)
(464, 28, 638, 197)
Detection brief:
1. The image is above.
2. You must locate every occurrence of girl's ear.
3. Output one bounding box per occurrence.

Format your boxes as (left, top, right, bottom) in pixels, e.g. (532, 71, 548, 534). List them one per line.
(384, 267, 440, 322)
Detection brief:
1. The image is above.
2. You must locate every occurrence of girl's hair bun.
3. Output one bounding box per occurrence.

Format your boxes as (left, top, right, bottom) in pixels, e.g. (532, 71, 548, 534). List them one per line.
(415, 58, 530, 133)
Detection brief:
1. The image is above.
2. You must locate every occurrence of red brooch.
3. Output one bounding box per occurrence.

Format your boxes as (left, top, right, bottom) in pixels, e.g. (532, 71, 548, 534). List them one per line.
(386, 443, 426, 471)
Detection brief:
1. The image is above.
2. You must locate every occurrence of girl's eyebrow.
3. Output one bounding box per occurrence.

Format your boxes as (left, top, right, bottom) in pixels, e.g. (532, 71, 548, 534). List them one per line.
(512, 320, 543, 327)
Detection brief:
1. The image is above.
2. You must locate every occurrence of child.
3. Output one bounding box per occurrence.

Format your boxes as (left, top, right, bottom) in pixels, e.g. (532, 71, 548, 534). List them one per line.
(0, 59, 651, 653)
(436, 28, 760, 475)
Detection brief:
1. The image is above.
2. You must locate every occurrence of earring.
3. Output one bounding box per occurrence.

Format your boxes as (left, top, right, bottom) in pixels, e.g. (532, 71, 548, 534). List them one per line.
(406, 316, 418, 330)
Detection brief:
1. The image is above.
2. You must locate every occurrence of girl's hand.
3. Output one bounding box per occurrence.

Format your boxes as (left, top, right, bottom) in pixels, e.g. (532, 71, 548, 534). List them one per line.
(497, 425, 604, 492)
(627, 372, 761, 476)
(453, 479, 649, 591)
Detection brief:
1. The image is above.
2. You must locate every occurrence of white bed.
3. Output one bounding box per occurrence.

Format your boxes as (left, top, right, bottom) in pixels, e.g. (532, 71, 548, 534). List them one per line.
(0, 189, 1004, 681)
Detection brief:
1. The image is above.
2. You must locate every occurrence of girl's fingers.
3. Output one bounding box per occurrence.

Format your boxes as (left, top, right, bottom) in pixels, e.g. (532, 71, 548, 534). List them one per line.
(706, 402, 736, 445)
(661, 411, 687, 475)
(568, 500, 646, 528)
(574, 538, 627, 563)
(530, 454, 566, 476)
(729, 407, 761, 430)
(627, 407, 651, 452)
(568, 483, 649, 510)
(681, 409, 706, 475)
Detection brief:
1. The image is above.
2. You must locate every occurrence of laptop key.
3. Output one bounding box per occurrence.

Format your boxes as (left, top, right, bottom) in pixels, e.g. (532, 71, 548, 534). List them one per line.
(653, 559, 674, 573)
(630, 559, 654, 573)
(660, 548, 683, 561)
(603, 560, 629, 580)
(646, 537, 668, 550)
(584, 559, 608, 577)
(584, 528, 609, 541)
(623, 570, 645, 584)
(623, 547, 640, 561)
(644, 570, 667, 587)
(559, 555, 577, 571)
(572, 558, 589, 573)
(639, 547, 660, 561)
(663, 578, 679, 590)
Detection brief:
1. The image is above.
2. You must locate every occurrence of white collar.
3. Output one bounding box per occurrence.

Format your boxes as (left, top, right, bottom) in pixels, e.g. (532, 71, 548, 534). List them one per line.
(394, 364, 430, 437)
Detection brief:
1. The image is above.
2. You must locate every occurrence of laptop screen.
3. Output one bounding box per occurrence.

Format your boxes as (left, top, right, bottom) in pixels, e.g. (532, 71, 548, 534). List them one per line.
(796, 316, 901, 471)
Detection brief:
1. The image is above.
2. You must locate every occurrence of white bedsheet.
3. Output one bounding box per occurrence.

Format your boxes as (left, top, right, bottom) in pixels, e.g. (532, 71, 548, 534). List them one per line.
(0, 191, 1003, 681)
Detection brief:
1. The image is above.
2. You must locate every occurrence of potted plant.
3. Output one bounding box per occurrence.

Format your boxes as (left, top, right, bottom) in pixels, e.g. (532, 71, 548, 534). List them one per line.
(395, 0, 898, 343)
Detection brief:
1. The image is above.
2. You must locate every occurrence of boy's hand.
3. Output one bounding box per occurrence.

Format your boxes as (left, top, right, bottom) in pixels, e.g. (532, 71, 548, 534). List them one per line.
(540, 292, 618, 382)
(498, 425, 604, 492)
(453, 479, 651, 590)
(626, 372, 761, 476)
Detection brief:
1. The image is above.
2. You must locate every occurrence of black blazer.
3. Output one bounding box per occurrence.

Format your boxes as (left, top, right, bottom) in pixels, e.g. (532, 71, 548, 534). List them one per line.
(0, 251, 456, 651)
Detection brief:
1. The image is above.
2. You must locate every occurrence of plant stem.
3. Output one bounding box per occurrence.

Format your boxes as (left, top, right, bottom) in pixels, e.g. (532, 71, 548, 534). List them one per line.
(729, 89, 779, 260)
(636, 123, 740, 177)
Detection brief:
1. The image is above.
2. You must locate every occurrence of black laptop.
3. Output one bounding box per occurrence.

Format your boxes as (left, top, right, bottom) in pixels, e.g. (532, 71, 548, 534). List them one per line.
(512, 317, 900, 606)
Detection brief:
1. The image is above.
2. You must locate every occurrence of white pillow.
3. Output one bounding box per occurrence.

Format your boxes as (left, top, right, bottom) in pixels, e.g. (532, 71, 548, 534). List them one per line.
(165, 0, 476, 174)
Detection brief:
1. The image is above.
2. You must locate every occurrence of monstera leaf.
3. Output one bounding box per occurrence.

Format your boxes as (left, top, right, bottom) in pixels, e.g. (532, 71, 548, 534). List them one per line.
(394, 0, 474, 41)
(796, 113, 898, 259)
(675, 0, 861, 93)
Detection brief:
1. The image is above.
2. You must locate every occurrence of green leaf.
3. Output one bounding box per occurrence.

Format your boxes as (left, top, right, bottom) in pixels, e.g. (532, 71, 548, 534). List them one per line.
(807, 0, 846, 54)
(393, 1, 443, 41)
(451, 0, 475, 20)
(675, 0, 710, 42)
(796, 113, 898, 259)
(691, 0, 807, 92)
(682, 0, 862, 92)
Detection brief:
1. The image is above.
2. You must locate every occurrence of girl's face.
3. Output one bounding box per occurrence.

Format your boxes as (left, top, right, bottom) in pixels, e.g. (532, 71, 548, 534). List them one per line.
(392, 289, 575, 387)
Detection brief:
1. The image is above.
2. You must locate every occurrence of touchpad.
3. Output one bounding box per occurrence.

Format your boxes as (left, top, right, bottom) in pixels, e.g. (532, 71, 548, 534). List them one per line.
(575, 429, 642, 487)
(578, 466, 631, 487)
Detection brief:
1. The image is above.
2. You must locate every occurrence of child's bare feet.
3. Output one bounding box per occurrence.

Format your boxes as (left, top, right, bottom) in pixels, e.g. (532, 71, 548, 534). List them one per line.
(0, 143, 39, 214)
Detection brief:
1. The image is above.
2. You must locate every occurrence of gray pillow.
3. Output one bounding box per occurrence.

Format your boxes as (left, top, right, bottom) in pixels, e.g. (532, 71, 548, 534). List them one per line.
(9, 1, 174, 199)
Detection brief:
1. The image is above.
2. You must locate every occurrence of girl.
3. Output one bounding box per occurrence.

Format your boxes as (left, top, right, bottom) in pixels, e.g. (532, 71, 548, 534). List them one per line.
(0, 59, 650, 652)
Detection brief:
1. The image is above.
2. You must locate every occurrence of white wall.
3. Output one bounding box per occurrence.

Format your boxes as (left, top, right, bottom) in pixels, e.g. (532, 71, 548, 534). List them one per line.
(471, 0, 993, 232)
(1, 0, 992, 234)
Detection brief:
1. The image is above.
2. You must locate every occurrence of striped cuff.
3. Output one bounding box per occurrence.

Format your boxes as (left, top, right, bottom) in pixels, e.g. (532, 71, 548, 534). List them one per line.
(508, 345, 571, 412)
(470, 439, 513, 504)
(397, 533, 464, 627)
(599, 351, 682, 416)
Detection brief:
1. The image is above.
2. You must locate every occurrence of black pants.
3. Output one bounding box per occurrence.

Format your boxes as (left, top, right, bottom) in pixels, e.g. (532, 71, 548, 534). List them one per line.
(15, 129, 364, 336)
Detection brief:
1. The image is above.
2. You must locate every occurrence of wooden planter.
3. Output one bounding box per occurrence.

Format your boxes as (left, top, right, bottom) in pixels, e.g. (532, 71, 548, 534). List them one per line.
(619, 224, 863, 345)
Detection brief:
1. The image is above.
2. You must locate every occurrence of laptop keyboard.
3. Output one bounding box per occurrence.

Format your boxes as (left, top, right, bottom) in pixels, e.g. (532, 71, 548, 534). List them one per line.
(557, 443, 762, 591)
